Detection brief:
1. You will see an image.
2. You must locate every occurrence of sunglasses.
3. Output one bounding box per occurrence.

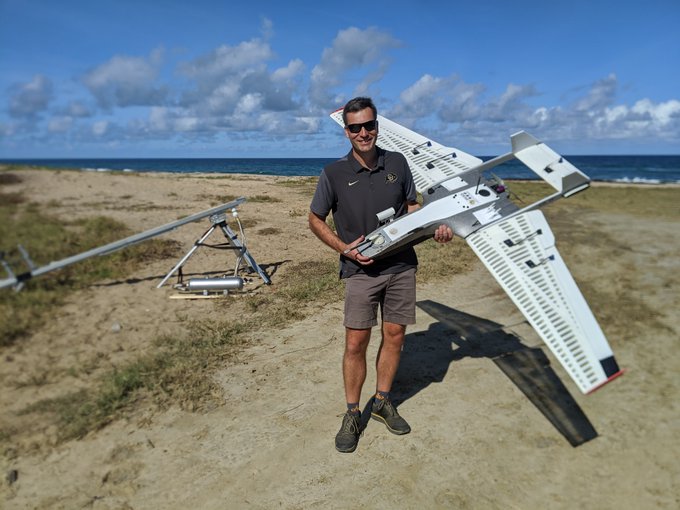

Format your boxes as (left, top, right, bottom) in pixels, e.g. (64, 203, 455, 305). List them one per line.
(346, 120, 378, 133)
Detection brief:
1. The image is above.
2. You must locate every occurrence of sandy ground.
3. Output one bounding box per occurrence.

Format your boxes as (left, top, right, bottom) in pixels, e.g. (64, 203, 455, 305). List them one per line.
(1, 169, 679, 509)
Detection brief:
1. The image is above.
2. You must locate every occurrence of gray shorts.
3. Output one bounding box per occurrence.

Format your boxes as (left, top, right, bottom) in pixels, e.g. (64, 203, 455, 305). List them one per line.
(343, 268, 417, 329)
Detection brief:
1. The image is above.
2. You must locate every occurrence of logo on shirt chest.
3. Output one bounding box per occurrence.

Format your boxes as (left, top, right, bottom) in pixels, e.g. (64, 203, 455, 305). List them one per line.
(386, 173, 398, 183)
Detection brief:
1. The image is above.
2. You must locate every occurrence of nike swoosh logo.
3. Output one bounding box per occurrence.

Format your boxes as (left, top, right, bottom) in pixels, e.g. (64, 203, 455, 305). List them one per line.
(348, 180, 359, 186)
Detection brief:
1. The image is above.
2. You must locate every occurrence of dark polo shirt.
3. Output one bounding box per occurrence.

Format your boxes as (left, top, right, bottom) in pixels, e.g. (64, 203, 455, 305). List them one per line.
(310, 146, 418, 278)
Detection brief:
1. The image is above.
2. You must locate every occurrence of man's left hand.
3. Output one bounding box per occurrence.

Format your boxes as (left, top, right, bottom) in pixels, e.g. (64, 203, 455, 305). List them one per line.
(433, 225, 453, 243)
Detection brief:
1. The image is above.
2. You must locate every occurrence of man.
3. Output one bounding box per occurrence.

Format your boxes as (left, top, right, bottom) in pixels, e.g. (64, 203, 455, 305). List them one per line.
(309, 97, 453, 453)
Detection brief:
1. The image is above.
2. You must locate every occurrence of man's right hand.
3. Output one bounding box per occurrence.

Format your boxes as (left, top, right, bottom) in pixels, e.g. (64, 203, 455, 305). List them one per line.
(343, 235, 374, 266)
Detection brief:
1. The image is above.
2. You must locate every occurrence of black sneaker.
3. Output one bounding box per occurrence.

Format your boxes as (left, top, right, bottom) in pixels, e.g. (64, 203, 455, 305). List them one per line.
(371, 397, 411, 435)
(335, 411, 361, 453)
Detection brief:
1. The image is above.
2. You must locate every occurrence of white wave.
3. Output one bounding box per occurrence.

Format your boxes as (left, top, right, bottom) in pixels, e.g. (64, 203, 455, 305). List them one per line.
(613, 176, 662, 184)
(82, 167, 112, 173)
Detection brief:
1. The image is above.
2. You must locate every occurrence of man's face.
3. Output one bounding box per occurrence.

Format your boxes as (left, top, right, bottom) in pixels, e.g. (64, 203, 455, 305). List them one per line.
(344, 107, 378, 156)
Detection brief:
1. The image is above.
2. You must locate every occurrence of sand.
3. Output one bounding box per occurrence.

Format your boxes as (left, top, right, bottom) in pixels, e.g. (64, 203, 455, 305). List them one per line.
(1, 168, 679, 509)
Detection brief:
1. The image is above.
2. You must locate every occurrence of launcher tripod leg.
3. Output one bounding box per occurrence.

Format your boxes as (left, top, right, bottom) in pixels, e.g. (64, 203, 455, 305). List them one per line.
(218, 222, 271, 285)
(156, 224, 218, 288)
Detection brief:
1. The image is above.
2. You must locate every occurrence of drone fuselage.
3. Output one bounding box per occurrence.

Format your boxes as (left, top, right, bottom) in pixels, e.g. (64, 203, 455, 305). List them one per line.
(357, 170, 518, 259)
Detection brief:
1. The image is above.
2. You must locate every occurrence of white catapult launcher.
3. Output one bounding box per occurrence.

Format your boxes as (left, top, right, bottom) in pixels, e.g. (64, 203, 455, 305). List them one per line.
(331, 110, 623, 394)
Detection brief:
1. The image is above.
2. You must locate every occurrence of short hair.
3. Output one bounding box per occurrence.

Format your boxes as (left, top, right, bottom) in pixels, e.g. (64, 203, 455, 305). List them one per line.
(342, 97, 377, 125)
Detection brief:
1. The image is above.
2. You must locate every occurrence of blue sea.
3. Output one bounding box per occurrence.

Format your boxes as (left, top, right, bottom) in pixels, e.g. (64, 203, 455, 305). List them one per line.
(2, 155, 679, 184)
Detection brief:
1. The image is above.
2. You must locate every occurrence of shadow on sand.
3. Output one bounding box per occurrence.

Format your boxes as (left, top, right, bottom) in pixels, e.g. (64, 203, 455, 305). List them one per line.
(391, 299, 598, 447)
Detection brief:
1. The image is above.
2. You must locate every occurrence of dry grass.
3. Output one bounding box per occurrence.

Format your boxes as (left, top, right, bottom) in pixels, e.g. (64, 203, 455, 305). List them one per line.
(20, 318, 250, 441)
(0, 195, 180, 345)
(275, 177, 318, 196)
(415, 238, 477, 281)
(0, 172, 23, 185)
(16, 255, 345, 442)
(507, 180, 678, 345)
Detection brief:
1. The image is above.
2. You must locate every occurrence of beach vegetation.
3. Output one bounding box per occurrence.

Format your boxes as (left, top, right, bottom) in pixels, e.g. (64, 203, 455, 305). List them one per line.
(276, 177, 318, 195)
(562, 185, 678, 219)
(503, 180, 678, 219)
(210, 192, 285, 205)
(504, 180, 553, 205)
(21, 319, 248, 441)
(288, 208, 308, 217)
(415, 237, 478, 281)
(0, 194, 179, 346)
(17, 256, 344, 442)
(0, 172, 23, 185)
(211, 194, 240, 203)
(236, 217, 258, 229)
(0, 190, 25, 205)
(247, 194, 282, 203)
(257, 227, 282, 235)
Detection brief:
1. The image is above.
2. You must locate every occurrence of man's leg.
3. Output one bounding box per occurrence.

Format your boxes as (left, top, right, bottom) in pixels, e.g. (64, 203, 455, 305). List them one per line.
(336, 273, 384, 452)
(371, 269, 416, 435)
(371, 320, 411, 434)
(376, 268, 416, 392)
(375, 321, 406, 393)
(335, 327, 372, 453)
(343, 327, 372, 404)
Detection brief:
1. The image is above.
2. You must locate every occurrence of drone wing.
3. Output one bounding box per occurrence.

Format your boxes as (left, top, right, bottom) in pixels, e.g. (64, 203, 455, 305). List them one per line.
(466, 210, 622, 394)
(330, 109, 482, 193)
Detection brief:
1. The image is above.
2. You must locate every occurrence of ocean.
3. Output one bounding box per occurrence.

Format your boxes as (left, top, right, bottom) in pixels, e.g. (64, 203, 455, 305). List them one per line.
(1, 155, 679, 184)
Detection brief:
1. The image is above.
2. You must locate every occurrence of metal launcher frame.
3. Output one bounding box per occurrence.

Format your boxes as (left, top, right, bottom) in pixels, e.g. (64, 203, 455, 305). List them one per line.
(1, 197, 271, 291)
(157, 206, 271, 289)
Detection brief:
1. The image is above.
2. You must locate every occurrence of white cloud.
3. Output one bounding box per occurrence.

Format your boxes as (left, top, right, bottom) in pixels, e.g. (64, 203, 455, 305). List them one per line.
(389, 74, 484, 126)
(176, 34, 304, 132)
(574, 73, 617, 112)
(310, 27, 400, 109)
(64, 101, 92, 118)
(8, 74, 53, 119)
(631, 98, 680, 125)
(590, 97, 680, 140)
(235, 93, 263, 115)
(82, 48, 167, 108)
(174, 116, 200, 132)
(393, 74, 448, 118)
(260, 17, 274, 40)
(1, 25, 397, 150)
(179, 40, 273, 83)
(387, 73, 680, 149)
(272, 59, 304, 82)
(48, 116, 73, 133)
(92, 120, 109, 136)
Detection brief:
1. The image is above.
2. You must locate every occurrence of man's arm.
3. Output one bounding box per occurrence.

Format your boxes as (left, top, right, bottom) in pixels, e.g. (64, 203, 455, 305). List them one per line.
(308, 212, 373, 265)
(308, 211, 346, 253)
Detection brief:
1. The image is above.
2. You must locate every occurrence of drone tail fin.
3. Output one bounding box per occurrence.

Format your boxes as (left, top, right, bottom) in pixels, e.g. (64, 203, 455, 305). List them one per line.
(511, 132, 590, 197)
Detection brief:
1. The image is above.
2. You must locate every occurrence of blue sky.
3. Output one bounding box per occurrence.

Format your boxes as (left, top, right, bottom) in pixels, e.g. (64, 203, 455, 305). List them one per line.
(1, 0, 678, 158)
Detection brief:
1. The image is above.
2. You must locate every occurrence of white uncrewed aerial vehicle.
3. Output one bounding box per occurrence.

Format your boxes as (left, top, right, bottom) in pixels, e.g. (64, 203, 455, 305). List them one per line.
(330, 109, 623, 394)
